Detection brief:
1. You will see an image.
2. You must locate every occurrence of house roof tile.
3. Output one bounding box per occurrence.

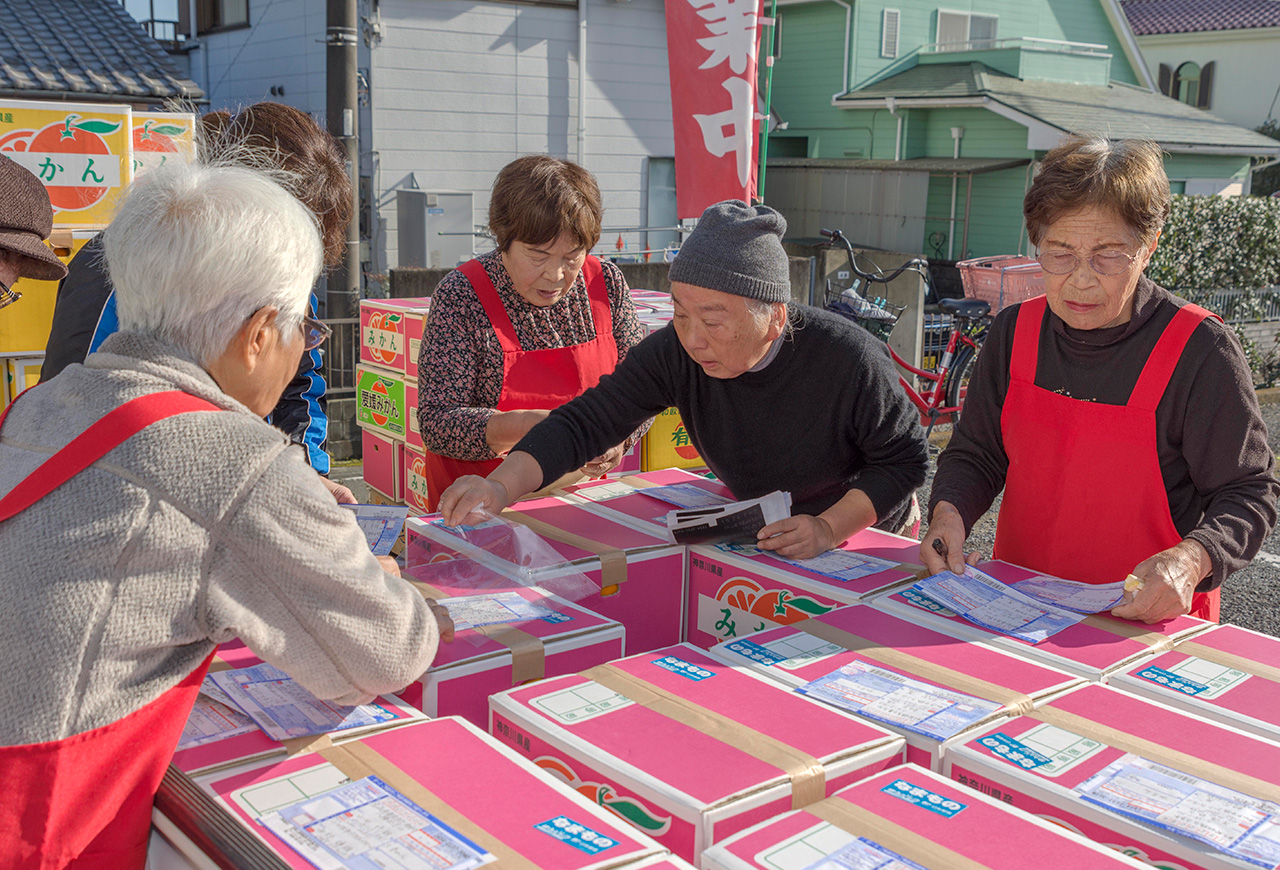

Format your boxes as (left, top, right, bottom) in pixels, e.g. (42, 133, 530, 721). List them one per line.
(1122, 0, 1280, 36)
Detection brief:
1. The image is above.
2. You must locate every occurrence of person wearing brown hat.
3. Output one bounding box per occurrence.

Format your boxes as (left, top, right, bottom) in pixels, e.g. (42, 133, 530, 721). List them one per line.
(0, 155, 68, 309)
(441, 200, 928, 560)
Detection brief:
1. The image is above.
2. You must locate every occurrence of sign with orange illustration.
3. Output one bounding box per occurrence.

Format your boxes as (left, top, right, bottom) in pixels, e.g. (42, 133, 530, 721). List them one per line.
(642, 407, 704, 471)
(0, 99, 132, 227)
(131, 111, 195, 177)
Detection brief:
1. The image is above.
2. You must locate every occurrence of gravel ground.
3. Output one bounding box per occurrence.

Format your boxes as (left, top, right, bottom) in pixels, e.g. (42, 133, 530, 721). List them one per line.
(916, 407, 1280, 638)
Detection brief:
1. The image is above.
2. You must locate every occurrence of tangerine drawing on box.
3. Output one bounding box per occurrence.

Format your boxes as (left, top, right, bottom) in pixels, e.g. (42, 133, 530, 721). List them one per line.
(131, 112, 195, 176)
(535, 755, 674, 837)
(698, 576, 837, 643)
(364, 309, 404, 368)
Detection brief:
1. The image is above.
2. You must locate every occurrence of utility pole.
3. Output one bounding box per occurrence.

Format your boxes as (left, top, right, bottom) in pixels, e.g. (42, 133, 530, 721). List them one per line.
(326, 0, 360, 319)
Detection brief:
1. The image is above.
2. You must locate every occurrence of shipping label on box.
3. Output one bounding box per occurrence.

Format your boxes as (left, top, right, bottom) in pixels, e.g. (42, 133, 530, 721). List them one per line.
(944, 683, 1280, 870)
(1109, 623, 1280, 746)
(708, 604, 1082, 770)
(702, 764, 1151, 870)
(644, 407, 704, 471)
(193, 717, 666, 869)
(562, 468, 733, 534)
(407, 497, 685, 654)
(870, 559, 1211, 680)
(360, 428, 401, 503)
(359, 297, 431, 374)
(355, 365, 407, 438)
(394, 583, 623, 727)
(686, 528, 923, 650)
(130, 111, 195, 177)
(489, 644, 905, 864)
(0, 99, 131, 226)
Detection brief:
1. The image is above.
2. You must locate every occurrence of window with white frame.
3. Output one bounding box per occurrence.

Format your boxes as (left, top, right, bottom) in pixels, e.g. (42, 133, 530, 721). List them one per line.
(935, 9, 998, 51)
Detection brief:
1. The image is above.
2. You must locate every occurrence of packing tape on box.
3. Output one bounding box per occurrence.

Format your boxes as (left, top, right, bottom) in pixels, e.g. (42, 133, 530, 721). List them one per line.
(1175, 641, 1280, 685)
(281, 732, 334, 757)
(319, 740, 540, 870)
(617, 475, 661, 490)
(808, 798, 992, 870)
(582, 663, 828, 809)
(1029, 706, 1280, 804)
(409, 579, 547, 685)
(794, 620, 1037, 715)
(1079, 616, 1176, 652)
(501, 508, 628, 591)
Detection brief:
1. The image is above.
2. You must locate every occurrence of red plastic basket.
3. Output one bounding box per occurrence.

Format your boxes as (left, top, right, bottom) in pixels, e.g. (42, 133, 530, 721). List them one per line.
(957, 255, 1046, 313)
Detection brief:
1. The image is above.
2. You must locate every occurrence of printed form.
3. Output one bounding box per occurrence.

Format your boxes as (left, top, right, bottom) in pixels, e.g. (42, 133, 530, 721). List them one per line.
(798, 660, 1002, 739)
(431, 591, 555, 632)
(713, 541, 899, 583)
(801, 837, 926, 870)
(257, 775, 493, 870)
(635, 482, 734, 509)
(1077, 754, 1280, 867)
(209, 664, 398, 741)
(912, 568, 1087, 643)
(340, 504, 410, 556)
(176, 677, 258, 750)
(1011, 575, 1127, 613)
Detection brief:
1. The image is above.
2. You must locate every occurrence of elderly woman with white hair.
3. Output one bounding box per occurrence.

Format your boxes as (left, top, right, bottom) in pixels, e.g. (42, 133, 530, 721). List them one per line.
(0, 161, 450, 868)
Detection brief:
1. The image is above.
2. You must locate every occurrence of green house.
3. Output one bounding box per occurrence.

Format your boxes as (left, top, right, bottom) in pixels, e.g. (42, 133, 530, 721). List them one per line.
(761, 0, 1280, 259)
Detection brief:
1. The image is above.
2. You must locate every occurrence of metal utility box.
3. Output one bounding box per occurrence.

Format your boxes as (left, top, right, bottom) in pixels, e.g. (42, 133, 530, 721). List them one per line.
(397, 189, 475, 270)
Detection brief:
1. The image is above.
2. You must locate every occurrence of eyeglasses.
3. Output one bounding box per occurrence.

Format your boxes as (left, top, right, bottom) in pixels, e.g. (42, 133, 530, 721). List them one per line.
(302, 314, 331, 351)
(1037, 249, 1141, 276)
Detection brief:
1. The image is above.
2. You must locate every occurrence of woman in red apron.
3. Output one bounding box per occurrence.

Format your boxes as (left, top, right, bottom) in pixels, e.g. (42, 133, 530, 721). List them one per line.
(921, 136, 1277, 624)
(418, 156, 648, 509)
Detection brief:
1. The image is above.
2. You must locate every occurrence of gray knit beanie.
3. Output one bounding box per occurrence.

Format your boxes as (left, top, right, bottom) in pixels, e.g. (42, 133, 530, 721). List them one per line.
(669, 200, 790, 303)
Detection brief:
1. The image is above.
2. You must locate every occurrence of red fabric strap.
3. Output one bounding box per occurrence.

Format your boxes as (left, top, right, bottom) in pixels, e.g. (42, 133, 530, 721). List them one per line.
(0, 390, 219, 522)
(1008, 295, 1048, 384)
(1128, 302, 1217, 410)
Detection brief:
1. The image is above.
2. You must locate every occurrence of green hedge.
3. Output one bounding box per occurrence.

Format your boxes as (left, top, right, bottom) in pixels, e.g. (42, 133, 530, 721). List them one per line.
(1146, 194, 1280, 293)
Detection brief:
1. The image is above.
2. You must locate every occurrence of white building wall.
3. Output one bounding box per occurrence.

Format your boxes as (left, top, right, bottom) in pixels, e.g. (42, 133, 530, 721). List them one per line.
(369, 0, 674, 273)
(1136, 28, 1280, 131)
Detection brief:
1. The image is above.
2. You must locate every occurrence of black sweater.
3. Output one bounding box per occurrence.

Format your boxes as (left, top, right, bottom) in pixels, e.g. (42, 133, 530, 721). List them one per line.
(931, 277, 1278, 590)
(516, 305, 929, 528)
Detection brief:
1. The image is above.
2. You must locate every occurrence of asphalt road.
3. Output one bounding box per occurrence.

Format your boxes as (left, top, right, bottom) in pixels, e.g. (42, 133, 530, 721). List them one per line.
(917, 403, 1280, 638)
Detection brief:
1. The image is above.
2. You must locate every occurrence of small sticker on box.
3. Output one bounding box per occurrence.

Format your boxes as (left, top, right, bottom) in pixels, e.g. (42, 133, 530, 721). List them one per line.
(980, 723, 1105, 777)
(1152, 656, 1251, 700)
(977, 732, 1053, 770)
(652, 655, 715, 681)
(1137, 665, 1210, 697)
(530, 683, 632, 725)
(723, 639, 787, 666)
(882, 779, 967, 817)
(540, 611, 574, 625)
(535, 816, 618, 854)
(900, 588, 958, 617)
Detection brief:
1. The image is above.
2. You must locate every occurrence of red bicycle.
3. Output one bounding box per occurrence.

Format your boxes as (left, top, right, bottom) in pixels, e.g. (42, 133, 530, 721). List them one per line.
(821, 228, 991, 435)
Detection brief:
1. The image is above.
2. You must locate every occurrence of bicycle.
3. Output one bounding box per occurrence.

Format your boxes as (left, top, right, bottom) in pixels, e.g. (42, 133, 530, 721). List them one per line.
(819, 228, 991, 435)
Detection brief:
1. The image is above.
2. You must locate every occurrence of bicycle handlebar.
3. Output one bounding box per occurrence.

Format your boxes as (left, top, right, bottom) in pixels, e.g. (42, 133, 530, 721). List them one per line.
(820, 228, 928, 285)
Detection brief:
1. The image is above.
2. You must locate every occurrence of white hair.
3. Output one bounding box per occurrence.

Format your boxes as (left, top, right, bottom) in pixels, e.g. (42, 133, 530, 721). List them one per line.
(744, 297, 792, 334)
(103, 161, 322, 366)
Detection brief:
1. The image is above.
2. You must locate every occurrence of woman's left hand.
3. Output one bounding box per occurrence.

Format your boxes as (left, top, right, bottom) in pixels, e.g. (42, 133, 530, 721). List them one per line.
(581, 443, 627, 477)
(1110, 539, 1210, 623)
(757, 514, 836, 561)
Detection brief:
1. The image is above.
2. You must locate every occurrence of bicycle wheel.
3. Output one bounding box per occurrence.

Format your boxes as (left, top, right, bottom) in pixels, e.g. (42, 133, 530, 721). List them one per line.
(944, 344, 979, 419)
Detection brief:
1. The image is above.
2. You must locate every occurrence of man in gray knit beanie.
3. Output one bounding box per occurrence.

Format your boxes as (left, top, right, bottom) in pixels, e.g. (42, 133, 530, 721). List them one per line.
(441, 198, 928, 564)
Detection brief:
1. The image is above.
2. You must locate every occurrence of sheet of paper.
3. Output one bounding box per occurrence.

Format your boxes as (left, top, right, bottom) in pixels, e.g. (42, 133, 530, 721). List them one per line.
(712, 541, 899, 583)
(1011, 575, 1126, 613)
(912, 567, 1087, 643)
(432, 591, 555, 632)
(209, 664, 398, 741)
(258, 775, 493, 870)
(801, 837, 927, 870)
(1076, 754, 1280, 866)
(797, 659, 1003, 739)
(636, 482, 734, 509)
(340, 503, 410, 556)
(667, 490, 791, 545)
(176, 681, 258, 750)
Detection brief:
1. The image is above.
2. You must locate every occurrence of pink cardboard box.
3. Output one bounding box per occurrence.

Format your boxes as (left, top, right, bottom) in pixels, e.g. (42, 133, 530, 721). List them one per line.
(404, 376, 423, 451)
(404, 307, 429, 382)
(488, 643, 905, 864)
(191, 717, 667, 869)
(561, 467, 734, 534)
(1109, 623, 1280, 745)
(395, 584, 624, 728)
(944, 683, 1280, 870)
(707, 603, 1082, 770)
(870, 559, 1211, 680)
(701, 764, 1150, 870)
(359, 296, 430, 375)
(407, 496, 685, 654)
(171, 641, 427, 777)
(686, 528, 924, 650)
(401, 442, 432, 513)
(360, 427, 400, 502)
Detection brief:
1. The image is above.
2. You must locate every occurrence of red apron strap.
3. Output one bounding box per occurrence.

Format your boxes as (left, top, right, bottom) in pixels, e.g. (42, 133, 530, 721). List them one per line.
(460, 259, 522, 355)
(0, 390, 219, 522)
(1127, 303, 1217, 411)
(1008, 296, 1048, 383)
(581, 255, 614, 341)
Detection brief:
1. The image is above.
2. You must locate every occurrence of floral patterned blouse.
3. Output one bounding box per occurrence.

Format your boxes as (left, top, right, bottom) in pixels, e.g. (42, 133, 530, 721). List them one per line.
(417, 250, 649, 461)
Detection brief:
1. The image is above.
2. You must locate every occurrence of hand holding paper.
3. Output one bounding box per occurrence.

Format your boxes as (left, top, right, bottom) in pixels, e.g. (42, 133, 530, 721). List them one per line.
(1110, 540, 1209, 623)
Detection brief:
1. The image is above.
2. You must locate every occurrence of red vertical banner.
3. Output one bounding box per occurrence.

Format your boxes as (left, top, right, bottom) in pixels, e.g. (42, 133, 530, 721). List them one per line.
(665, 0, 761, 218)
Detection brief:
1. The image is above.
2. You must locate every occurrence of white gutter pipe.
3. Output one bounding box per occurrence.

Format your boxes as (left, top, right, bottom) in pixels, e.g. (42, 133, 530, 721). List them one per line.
(577, 0, 587, 164)
(826, 0, 851, 101)
(948, 126, 963, 258)
(885, 96, 902, 161)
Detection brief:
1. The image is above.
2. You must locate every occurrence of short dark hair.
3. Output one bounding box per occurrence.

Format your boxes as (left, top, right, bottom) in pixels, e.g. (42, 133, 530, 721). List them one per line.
(1024, 135, 1170, 248)
(488, 155, 603, 252)
(200, 102, 352, 268)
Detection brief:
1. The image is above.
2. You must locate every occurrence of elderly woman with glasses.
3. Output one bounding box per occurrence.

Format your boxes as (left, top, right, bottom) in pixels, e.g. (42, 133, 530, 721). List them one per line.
(921, 135, 1278, 624)
(0, 160, 451, 866)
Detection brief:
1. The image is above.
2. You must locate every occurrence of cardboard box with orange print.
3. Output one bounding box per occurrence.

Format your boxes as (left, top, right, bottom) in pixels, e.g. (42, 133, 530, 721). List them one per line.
(359, 297, 431, 376)
(1, 229, 97, 356)
(355, 364, 407, 440)
(642, 407, 704, 471)
(401, 442, 433, 514)
(361, 428, 401, 502)
(0, 99, 132, 227)
(130, 111, 196, 177)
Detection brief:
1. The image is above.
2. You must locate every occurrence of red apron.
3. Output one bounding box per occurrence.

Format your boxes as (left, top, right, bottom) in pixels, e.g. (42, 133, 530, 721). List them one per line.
(0, 389, 220, 869)
(424, 255, 620, 509)
(994, 296, 1220, 621)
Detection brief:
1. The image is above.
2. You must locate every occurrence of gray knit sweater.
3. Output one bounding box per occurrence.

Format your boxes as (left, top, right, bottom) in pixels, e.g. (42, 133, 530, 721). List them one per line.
(0, 333, 438, 746)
